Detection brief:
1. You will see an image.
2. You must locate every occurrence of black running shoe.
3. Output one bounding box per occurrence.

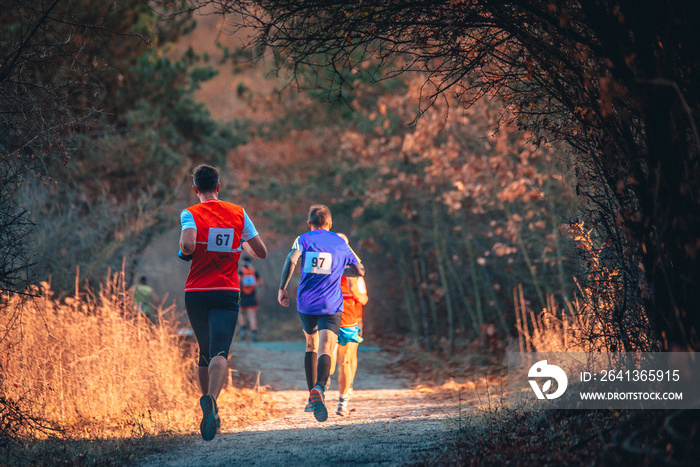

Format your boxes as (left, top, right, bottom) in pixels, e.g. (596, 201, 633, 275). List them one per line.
(200, 395, 218, 441)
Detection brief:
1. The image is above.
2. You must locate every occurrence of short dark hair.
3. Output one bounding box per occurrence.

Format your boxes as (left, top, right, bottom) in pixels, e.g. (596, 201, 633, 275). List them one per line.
(308, 204, 332, 228)
(140, 276, 147, 284)
(193, 165, 219, 193)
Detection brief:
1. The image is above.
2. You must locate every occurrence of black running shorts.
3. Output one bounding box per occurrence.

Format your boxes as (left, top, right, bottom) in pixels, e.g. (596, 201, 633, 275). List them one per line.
(185, 290, 240, 367)
(298, 311, 342, 335)
(240, 291, 258, 308)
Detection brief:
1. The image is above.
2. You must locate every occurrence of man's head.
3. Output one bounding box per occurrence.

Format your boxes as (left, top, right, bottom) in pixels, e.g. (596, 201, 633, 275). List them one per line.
(193, 165, 220, 194)
(140, 276, 148, 285)
(307, 204, 332, 230)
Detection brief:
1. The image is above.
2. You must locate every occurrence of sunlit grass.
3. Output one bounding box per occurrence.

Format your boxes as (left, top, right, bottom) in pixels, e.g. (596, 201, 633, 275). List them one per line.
(0, 268, 277, 463)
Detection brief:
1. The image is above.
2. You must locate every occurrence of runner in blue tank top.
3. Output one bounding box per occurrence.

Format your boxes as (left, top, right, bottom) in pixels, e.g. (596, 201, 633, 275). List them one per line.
(278, 205, 364, 422)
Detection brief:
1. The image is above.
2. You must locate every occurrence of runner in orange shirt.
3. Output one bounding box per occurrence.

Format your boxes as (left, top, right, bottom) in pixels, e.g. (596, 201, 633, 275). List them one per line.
(334, 233, 369, 416)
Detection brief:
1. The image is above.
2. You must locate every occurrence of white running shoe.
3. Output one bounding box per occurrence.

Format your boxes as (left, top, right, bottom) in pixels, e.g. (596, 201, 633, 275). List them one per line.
(336, 396, 349, 416)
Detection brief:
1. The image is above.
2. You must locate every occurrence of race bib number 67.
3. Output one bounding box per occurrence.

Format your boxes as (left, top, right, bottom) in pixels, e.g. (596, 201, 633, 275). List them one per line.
(207, 228, 236, 252)
(303, 252, 332, 275)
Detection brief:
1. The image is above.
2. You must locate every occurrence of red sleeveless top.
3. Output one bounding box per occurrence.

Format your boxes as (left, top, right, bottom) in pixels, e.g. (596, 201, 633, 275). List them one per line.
(184, 200, 245, 292)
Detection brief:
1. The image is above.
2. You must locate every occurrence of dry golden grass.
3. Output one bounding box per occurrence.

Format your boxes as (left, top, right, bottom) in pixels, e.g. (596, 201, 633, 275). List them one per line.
(514, 221, 652, 353)
(513, 283, 592, 353)
(0, 268, 277, 445)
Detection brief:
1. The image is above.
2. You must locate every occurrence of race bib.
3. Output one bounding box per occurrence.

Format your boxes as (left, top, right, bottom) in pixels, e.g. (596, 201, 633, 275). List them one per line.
(303, 252, 333, 275)
(242, 275, 256, 286)
(207, 228, 236, 252)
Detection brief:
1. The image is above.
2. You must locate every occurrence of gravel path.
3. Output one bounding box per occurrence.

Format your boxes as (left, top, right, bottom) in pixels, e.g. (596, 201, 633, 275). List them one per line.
(139, 341, 464, 466)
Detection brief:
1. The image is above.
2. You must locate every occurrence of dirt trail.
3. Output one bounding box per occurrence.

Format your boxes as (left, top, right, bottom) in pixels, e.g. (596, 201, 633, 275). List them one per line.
(139, 341, 467, 466)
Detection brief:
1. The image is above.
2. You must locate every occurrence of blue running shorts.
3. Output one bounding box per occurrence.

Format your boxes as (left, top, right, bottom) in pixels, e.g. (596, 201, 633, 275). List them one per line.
(338, 325, 364, 346)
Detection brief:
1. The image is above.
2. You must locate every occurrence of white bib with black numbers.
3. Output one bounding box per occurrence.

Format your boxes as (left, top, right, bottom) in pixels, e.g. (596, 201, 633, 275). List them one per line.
(303, 252, 332, 274)
(207, 228, 235, 252)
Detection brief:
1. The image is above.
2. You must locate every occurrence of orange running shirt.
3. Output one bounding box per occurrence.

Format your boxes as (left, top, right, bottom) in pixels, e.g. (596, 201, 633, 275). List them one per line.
(340, 276, 368, 327)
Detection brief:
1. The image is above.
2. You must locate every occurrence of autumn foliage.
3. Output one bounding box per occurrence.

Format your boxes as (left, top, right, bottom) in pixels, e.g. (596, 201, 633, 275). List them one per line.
(229, 69, 579, 352)
(205, 0, 700, 352)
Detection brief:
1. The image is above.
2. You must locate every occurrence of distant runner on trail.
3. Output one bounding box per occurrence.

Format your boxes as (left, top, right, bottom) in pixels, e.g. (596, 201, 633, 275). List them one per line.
(238, 256, 263, 342)
(277, 205, 364, 422)
(178, 164, 267, 441)
(333, 233, 369, 416)
(133, 275, 157, 320)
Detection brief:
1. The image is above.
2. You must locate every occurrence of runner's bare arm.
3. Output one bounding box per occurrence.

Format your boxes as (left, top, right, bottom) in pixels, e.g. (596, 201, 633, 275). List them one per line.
(350, 277, 369, 305)
(180, 228, 197, 255)
(242, 235, 268, 259)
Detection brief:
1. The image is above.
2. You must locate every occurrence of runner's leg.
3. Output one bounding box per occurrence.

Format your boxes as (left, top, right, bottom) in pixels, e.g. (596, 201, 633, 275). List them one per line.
(337, 343, 353, 395)
(347, 341, 360, 387)
(207, 304, 238, 400)
(186, 292, 211, 395)
(336, 342, 351, 416)
(248, 308, 258, 341)
(329, 341, 338, 376)
(309, 328, 336, 422)
(197, 367, 209, 395)
(238, 307, 248, 339)
(313, 312, 342, 391)
(248, 308, 258, 332)
(237, 308, 247, 328)
(315, 328, 337, 390)
(303, 330, 319, 390)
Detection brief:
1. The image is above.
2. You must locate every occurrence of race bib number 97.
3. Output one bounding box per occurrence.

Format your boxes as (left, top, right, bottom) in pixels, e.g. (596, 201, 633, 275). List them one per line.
(207, 228, 236, 252)
(303, 252, 333, 275)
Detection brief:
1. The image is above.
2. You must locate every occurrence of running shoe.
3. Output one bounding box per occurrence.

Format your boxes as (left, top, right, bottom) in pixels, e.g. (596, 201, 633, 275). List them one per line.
(309, 387, 327, 422)
(304, 398, 314, 412)
(336, 401, 349, 416)
(199, 395, 218, 441)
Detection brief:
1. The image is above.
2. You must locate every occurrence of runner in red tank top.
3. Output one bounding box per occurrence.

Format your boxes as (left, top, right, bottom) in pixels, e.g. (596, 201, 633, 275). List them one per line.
(237, 257, 263, 341)
(179, 165, 267, 441)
